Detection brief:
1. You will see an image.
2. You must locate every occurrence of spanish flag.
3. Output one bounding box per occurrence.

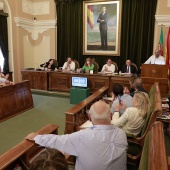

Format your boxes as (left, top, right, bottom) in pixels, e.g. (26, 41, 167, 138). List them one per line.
(87, 5, 94, 29)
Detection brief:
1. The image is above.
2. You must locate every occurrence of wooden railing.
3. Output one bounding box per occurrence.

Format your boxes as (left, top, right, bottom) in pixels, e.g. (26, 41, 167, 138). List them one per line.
(65, 86, 108, 134)
(139, 121, 168, 170)
(0, 124, 59, 170)
(0, 80, 34, 122)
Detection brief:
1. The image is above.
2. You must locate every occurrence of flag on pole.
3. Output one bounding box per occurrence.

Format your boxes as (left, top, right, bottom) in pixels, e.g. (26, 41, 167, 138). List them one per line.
(166, 27, 170, 70)
(87, 5, 94, 29)
(159, 27, 164, 56)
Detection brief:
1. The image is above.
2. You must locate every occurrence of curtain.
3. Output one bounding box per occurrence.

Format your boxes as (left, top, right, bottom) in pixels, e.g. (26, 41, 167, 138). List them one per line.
(55, 0, 157, 71)
(0, 14, 9, 73)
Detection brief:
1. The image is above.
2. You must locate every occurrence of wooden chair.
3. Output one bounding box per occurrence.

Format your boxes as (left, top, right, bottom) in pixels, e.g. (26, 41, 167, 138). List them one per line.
(127, 82, 162, 166)
(53, 59, 58, 68)
(91, 58, 99, 73)
(138, 121, 168, 170)
(131, 62, 138, 73)
(73, 59, 80, 70)
(112, 61, 118, 72)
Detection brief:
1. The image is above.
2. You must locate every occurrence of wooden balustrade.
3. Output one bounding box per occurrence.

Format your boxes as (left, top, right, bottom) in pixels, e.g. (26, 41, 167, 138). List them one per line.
(65, 86, 108, 134)
(0, 124, 59, 170)
(0, 80, 34, 122)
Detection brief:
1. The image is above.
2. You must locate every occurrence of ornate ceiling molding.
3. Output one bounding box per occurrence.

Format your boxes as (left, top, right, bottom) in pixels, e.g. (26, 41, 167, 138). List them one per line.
(155, 15, 170, 27)
(22, 0, 49, 15)
(14, 17, 56, 41)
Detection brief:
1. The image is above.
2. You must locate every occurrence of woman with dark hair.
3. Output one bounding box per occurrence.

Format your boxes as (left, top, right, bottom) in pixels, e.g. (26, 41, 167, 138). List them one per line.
(81, 58, 94, 72)
(40, 59, 55, 71)
(30, 149, 68, 170)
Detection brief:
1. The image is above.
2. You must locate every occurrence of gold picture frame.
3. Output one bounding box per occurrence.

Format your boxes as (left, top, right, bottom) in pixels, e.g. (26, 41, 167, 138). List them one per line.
(83, 0, 122, 56)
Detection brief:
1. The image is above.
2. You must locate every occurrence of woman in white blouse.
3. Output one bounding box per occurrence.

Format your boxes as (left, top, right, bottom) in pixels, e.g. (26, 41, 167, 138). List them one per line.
(111, 91, 150, 136)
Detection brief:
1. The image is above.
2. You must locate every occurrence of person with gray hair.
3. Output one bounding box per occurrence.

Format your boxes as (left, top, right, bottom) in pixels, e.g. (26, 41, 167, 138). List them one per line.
(26, 100, 127, 170)
(130, 78, 147, 97)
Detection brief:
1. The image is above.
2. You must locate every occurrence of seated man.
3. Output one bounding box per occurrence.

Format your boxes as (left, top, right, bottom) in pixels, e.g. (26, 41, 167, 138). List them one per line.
(26, 100, 127, 170)
(121, 60, 137, 74)
(62, 57, 75, 71)
(130, 78, 147, 97)
(101, 58, 116, 73)
(144, 48, 165, 65)
(111, 83, 132, 116)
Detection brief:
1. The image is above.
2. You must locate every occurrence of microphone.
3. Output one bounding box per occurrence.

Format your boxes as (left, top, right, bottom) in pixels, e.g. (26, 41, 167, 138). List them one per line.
(36, 63, 41, 71)
(36, 63, 39, 68)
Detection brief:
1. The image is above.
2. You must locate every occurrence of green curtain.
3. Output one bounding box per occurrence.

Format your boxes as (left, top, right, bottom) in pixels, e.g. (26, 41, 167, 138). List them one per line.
(55, 0, 157, 72)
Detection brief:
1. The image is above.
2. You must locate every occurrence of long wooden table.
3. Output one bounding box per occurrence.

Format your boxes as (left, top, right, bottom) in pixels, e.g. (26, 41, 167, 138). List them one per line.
(21, 70, 131, 95)
(0, 80, 34, 122)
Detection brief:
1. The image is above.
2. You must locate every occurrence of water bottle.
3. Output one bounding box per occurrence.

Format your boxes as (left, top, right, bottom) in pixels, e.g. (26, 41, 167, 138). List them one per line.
(13, 164, 22, 170)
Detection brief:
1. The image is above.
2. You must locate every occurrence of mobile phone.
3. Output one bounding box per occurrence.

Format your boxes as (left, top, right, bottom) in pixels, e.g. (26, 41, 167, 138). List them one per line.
(118, 95, 121, 104)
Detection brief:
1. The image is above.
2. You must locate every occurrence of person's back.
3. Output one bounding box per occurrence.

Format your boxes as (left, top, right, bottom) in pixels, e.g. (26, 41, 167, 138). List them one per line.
(111, 83, 132, 115)
(130, 78, 147, 97)
(26, 101, 127, 170)
(73, 125, 127, 170)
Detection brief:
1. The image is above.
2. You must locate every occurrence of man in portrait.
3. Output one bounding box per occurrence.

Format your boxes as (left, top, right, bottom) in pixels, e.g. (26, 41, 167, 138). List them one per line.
(97, 6, 108, 50)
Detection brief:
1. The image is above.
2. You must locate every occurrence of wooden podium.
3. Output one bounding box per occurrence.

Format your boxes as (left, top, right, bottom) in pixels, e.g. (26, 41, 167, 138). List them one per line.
(141, 64, 168, 97)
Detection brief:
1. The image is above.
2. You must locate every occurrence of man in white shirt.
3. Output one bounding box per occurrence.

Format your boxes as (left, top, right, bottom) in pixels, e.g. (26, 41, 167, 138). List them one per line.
(101, 58, 116, 73)
(26, 101, 127, 170)
(62, 57, 75, 71)
(144, 49, 165, 65)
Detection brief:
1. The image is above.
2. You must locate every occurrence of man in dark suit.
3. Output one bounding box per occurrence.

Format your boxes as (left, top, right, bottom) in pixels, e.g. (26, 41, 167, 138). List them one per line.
(97, 6, 108, 50)
(121, 60, 137, 74)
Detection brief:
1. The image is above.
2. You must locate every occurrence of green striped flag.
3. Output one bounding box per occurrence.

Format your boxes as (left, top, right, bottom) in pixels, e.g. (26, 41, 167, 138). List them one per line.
(159, 27, 164, 56)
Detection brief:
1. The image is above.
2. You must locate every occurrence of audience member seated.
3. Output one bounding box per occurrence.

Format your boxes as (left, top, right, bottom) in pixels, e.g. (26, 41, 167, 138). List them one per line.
(101, 58, 115, 73)
(26, 101, 128, 170)
(144, 48, 165, 65)
(30, 148, 68, 170)
(0, 72, 9, 80)
(111, 91, 150, 136)
(130, 78, 147, 97)
(81, 58, 94, 72)
(40, 59, 56, 71)
(129, 76, 137, 93)
(0, 77, 13, 86)
(121, 60, 137, 74)
(111, 83, 132, 116)
(62, 57, 75, 71)
(123, 85, 130, 95)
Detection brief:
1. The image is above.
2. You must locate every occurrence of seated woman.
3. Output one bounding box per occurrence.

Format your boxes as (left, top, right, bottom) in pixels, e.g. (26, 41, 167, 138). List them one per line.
(40, 59, 55, 71)
(30, 148, 68, 170)
(81, 58, 94, 72)
(111, 91, 150, 136)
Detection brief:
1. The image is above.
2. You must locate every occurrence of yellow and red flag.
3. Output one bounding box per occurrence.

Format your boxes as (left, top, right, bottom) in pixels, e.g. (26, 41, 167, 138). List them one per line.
(87, 5, 94, 29)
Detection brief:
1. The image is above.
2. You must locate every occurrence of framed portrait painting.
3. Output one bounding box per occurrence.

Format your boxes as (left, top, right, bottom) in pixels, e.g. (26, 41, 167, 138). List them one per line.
(83, 0, 122, 56)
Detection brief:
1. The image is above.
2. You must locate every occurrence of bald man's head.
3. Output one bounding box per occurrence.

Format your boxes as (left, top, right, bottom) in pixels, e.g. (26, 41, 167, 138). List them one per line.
(89, 100, 111, 125)
(126, 60, 131, 66)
